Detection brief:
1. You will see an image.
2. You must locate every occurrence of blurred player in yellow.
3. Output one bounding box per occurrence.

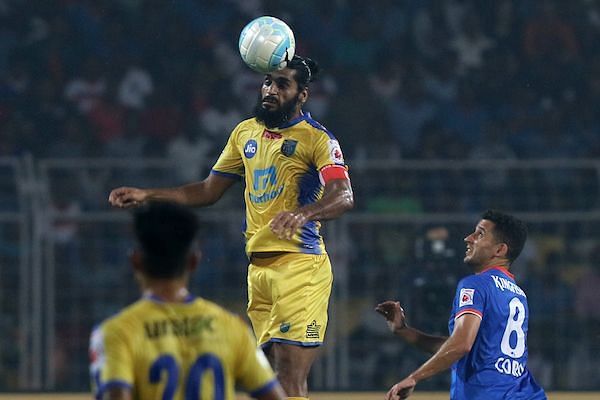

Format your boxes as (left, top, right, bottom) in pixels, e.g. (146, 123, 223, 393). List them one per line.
(108, 55, 354, 399)
(89, 202, 286, 400)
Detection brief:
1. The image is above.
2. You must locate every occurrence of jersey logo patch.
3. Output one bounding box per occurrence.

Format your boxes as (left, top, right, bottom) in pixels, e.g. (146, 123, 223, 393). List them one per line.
(281, 139, 298, 156)
(263, 130, 282, 139)
(459, 288, 475, 307)
(244, 139, 258, 158)
(306, 320, 321, 339)
(328, 139, 344, 164)
(280, 322, 290, 333)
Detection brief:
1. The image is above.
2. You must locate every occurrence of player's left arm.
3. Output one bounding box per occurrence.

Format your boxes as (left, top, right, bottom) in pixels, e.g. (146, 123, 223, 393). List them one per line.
(385, 314, 481, 400)
(270, 172, 353, 240)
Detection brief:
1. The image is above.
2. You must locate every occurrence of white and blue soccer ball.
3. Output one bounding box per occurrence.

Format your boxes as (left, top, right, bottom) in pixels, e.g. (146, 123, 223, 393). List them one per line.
(238, 16, 296, 74)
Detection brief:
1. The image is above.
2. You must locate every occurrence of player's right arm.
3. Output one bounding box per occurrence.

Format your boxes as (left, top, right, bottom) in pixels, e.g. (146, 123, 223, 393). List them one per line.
(108, 173, 238, 209)
(110, 123, 245, 209)
(376, 301, 448, 354)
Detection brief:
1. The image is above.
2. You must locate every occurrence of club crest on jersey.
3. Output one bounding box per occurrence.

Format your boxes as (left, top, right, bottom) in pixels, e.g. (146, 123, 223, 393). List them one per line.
(459, 288, 475, 307)
(281, 139, 298, 157)
(244, 139, 258, 158)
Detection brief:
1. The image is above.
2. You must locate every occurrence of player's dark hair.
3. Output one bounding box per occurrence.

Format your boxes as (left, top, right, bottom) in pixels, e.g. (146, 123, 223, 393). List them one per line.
(133, 202, 199, 279)
(287, 55, 320, 88)
(482, 209, 528, 264)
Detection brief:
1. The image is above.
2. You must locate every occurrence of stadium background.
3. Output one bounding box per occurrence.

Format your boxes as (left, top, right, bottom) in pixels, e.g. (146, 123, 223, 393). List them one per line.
(0, 0, 599, 397)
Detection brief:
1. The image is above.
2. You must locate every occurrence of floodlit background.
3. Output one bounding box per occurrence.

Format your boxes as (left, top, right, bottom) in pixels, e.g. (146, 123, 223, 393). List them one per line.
(0, 0, 598, 394)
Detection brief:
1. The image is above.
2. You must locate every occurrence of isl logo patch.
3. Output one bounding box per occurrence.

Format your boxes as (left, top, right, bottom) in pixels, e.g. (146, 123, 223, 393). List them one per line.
(459, 288, 475, 307)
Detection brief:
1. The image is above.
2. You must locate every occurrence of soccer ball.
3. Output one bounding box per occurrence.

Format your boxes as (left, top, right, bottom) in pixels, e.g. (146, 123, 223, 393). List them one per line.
(238, 16, 296, 74)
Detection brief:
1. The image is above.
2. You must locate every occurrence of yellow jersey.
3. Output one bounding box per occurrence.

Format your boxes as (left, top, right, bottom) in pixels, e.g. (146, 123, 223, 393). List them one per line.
(90, 295, 277, 400)
(211, 113, 348, 255)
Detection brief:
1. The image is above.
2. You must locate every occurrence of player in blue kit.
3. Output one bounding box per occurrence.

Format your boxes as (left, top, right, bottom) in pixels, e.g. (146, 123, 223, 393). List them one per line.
(376, 210, 546, 400)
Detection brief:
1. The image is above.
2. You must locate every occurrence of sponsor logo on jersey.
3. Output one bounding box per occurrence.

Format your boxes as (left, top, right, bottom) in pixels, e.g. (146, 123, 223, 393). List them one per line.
(305, 320, 321, 339)
(459, 288, 475, 307)
(281, 139, 298, 156)
(263, 130, 282, 139)
(328, 139, 344, 164)
(244, 139, 258, 158)
(280, 322, 291, 333)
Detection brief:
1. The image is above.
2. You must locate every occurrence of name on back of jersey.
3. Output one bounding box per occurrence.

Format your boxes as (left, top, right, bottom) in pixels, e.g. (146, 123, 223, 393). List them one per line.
(491, 275, 526, 297)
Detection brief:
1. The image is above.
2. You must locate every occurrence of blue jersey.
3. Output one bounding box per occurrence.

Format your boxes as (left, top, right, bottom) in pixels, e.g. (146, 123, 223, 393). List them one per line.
(448, 266, 546, 400)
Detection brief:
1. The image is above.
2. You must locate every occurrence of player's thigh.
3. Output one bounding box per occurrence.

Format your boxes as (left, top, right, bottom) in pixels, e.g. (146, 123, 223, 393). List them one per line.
(271, 254, 333, 342)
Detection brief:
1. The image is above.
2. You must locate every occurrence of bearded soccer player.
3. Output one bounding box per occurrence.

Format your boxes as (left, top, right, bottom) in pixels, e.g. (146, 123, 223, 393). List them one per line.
(90, 202, 285, 400)
(376, 210, 546, 400)
(108, 55, 354, 399)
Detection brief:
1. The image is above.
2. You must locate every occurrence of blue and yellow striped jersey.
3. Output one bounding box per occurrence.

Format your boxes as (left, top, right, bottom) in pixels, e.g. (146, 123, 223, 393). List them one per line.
(211, 113, 348, 255)
(90, 295, 277, 400)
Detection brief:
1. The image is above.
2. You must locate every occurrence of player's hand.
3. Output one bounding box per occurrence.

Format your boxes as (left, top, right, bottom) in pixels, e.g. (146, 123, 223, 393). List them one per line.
(375, 301, 407, 334)
(269, 210, 308, 240)
(108, 187, 147, 209)
(385, 377, 416, 400)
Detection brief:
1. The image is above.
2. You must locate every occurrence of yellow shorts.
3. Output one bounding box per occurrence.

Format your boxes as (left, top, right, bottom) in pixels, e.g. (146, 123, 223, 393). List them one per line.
(247, 253, 333, 347)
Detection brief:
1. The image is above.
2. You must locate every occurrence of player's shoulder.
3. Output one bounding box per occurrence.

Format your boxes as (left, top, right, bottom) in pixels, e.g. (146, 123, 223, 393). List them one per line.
(95, 299, 148, 331)
(457, 272, 488, 291)
(300, 114, 337, 140)
(236, 117, 261, 131)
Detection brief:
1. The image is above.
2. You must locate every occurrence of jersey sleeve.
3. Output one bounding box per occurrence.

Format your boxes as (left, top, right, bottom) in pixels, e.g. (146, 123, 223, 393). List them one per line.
(233, 320, 278, 396)
(211, 124, 244, 179)
(454, 275, 486, 320)
(312, 131, 348, 171)
(90, 322, 134, 399)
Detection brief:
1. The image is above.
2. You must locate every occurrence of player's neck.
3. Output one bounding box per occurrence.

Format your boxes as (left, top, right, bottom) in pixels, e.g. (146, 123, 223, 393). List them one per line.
(477, 261, 510, 274)
(143, 283, 191, 303)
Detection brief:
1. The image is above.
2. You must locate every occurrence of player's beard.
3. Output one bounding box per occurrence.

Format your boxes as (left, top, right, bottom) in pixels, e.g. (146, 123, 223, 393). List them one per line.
(253, 92, 301, 129)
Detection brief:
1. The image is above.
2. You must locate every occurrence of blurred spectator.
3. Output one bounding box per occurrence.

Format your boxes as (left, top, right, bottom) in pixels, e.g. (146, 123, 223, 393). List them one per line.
(449, 11, 495, 74)
(63, 56, 107, 114)
(138, 83, 183, 153)
(387, 73, 438, 157)
(198, 83, 243, 142)
(523, 1, 580, 62)
(166, 122, 214, 183)
(117, 58, 154, 110)
(423, 51, 459, 104)
(438, 80, 489, 149)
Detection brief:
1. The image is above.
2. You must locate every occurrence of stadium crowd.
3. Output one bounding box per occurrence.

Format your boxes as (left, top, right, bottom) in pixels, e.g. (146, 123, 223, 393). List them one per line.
(1, 0, 600, 162)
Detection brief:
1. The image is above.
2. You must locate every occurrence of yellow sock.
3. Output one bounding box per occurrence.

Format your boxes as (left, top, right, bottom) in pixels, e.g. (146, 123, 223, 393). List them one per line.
(286, 398, 309, 400)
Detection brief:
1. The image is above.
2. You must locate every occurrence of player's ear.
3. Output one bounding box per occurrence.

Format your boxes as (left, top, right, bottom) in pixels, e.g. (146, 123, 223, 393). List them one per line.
(496, 243, 509, 259)
(299, 86, 308, 104)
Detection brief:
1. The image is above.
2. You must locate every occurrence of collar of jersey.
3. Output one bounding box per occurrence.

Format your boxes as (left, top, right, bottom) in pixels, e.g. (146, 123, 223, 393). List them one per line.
(277, 111, 311, 129)
(144, 293, 196, 304)
(479, 265, 515, 279)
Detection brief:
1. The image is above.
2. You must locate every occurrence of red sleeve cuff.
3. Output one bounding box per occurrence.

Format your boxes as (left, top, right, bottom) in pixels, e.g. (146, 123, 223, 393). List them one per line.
(455, 309, 483, 320)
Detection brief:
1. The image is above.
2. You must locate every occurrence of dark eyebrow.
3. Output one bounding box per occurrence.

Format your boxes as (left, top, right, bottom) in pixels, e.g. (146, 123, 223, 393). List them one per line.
(477, 225, 486, 233)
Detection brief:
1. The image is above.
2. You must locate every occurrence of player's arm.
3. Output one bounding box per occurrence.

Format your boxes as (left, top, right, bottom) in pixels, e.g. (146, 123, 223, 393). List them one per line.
(385, 314, 481, 400)
(108, 173, 238, 209)
(376, 301, 447, 354)
(270, 168, 353, 239)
